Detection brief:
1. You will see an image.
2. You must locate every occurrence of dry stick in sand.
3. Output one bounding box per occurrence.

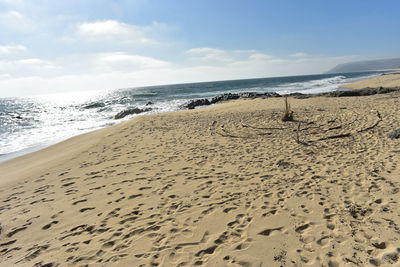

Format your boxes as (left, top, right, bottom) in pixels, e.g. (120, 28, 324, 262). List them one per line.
(293, 122, 309, 145)
(315, 132, 351, 141)
(281, 96, 294, 122)
(293, 122, 302, 144)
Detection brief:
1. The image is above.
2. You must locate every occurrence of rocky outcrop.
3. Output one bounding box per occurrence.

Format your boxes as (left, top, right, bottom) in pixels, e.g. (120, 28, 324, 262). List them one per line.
(182, 92, 281, 109)
(288, 87, 400, 99)
(184, 99, 211, 110)
(114, 107, 152, 120)
(325, 87, 399, 97)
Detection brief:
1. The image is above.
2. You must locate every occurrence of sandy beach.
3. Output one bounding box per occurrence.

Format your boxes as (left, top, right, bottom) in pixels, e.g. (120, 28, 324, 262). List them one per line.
(1, 81, 400, 266)
(340, 72, 400, 90)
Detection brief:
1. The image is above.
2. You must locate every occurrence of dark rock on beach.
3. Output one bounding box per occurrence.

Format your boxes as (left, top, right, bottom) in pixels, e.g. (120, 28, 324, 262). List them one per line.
(388, 128, 400, 139)
(182, 91, 281, 109)
(286, 92, 311, 99)
(210, 93, 240, 104)
(114, 107, 152, 120)
(240, 91, 281, 99)
(185, 99, 211, 109)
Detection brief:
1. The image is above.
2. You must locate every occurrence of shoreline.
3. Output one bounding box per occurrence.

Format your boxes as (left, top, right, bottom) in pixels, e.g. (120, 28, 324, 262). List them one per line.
(0, 139, 68, 164)
(0, 71, 390, 163)
(0, 71, 387, 163)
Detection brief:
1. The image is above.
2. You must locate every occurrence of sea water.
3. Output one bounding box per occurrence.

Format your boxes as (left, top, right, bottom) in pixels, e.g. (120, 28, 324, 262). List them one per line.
(0, 71, 385, 161)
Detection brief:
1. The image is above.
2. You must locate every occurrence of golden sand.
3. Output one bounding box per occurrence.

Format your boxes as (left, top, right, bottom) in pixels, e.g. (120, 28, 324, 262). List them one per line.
(0, 87, 400, 266)
(340, 72, 400, 89)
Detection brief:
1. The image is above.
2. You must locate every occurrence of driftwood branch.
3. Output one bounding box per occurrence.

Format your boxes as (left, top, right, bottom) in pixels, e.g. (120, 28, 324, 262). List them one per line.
(315, 133, 351, 141)
(327, 125, 342, 130)
(357, 111, 382, 133)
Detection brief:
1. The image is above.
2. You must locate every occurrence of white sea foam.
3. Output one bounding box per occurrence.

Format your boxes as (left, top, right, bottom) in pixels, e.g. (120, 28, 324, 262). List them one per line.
(276, 75, 345, 94)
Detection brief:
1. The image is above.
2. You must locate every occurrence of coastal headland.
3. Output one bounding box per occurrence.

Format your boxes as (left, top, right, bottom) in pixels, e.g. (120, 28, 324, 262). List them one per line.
(0, 74, 400, 266)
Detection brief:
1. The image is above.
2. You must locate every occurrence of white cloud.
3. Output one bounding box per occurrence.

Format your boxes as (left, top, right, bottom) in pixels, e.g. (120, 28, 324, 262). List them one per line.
(95, 52, 171, 72)
(16, 58, 48, 65)
(233, 49, 257, 54)
(0, 10, 23, 19)
(0, 10, 34, 32)
(248, 53, 274, 61)
(78, 20, 131, 35)
(185, 47, 233, 63)
(185, 47, 225, 55)
(290, 52, 308, 57)
(0, 44, 27, 54)
(75, 20, 158, 45)
(0, 58, 57, 78)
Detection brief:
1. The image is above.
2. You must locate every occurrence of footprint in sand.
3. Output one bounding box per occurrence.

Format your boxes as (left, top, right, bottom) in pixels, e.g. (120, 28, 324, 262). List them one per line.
(79, 207, 95, 212)
(42, 221, 58, 230)
(72, 199, 87, 205)
(258, 226, 284, 237)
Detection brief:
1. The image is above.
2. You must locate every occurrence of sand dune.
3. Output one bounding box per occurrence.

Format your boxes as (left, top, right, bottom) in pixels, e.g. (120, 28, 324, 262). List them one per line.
(340, 72, 400, 89)
(1, 90, 400, 266)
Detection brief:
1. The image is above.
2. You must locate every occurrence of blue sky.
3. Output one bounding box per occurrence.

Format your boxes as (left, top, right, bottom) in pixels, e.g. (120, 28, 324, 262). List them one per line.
(0, 0, 399, 96)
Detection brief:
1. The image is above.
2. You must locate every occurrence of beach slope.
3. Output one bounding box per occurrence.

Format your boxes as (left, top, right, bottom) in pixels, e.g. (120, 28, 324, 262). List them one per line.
(0, 90, 400, 266)
(340, 72, 400, 89)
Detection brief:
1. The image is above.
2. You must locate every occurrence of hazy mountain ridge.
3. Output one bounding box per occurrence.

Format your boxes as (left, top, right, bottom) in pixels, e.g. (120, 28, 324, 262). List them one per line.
(327, 58, 400, 74)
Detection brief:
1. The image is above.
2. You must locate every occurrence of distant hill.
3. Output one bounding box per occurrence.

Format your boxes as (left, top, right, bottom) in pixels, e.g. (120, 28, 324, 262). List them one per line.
(327, 58, 400, 74)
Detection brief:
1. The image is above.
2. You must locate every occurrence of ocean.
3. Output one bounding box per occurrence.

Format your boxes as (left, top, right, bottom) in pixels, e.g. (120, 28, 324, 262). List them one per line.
(0, 71, 385, 162)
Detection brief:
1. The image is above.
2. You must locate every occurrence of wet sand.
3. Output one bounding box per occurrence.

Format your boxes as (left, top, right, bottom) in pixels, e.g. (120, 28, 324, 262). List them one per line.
(0, 86, 400, 266)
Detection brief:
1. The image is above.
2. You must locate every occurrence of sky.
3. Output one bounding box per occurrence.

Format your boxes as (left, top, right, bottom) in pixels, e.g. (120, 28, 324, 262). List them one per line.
(0, 0, 399, 97)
